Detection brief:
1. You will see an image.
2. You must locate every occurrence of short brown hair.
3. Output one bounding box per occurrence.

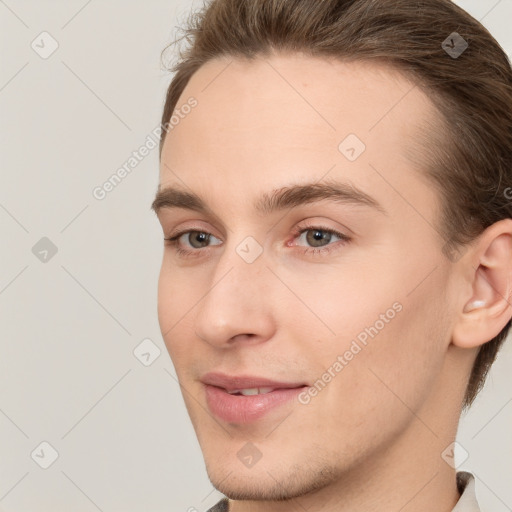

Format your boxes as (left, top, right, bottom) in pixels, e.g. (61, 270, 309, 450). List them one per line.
(158, 0, 512, 411)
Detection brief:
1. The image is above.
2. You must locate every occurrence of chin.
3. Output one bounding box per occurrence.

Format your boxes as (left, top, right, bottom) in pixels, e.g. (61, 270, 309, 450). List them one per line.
(204, 457, 340, 502)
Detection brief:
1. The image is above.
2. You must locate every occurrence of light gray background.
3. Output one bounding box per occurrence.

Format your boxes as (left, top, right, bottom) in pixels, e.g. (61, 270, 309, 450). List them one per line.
(0, 1, 511, 511)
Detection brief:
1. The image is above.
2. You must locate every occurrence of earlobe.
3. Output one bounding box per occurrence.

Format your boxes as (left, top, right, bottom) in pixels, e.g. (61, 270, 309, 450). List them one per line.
(451, 220, 512, 350)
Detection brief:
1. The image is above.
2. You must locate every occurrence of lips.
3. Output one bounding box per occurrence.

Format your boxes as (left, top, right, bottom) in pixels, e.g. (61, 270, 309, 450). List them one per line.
(201, 372, 309, 423)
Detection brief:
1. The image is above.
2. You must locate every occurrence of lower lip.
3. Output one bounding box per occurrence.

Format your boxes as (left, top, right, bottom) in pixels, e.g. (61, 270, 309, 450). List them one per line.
(204, 385, 307, 424)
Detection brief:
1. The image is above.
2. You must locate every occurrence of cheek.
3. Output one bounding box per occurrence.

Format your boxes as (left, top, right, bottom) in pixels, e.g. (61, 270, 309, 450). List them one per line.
(156, 263, 174, 334)
(291, 296, 448, 462)
(291, 257, 449, 416)
(276, 257, 403, 348)
(157, 255, 198, 325)
(347, 284, 447, 416)
(157, 261, 193, 363)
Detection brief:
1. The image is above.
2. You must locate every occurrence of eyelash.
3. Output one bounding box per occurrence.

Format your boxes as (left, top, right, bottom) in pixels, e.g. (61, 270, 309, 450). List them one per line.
(164, 223, 352, 259)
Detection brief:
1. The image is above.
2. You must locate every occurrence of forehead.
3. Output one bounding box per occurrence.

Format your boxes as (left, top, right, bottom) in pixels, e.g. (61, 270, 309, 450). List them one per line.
(159, 54, 439, 220)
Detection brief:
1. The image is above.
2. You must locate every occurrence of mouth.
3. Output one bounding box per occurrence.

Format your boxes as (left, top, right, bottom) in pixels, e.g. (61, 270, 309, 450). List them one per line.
(201, 372, 309, 424)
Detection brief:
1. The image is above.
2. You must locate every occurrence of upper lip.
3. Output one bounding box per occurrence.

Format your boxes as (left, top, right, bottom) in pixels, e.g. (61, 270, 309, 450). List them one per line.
(201, 372, 308, 392)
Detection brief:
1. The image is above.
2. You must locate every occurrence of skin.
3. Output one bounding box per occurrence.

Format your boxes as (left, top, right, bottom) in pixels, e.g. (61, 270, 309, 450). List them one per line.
(154, 53, 512, 512)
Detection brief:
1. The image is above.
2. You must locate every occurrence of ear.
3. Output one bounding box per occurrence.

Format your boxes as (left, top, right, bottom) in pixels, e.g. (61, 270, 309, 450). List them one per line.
(452, 219, 512, 349)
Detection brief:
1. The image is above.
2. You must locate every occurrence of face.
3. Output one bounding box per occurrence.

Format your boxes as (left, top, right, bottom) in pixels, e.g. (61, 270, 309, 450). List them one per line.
(154, 54, 460, 502)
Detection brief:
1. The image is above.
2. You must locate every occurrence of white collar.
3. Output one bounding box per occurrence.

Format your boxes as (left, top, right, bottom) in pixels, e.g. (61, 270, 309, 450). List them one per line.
(453, 471, 482, 512)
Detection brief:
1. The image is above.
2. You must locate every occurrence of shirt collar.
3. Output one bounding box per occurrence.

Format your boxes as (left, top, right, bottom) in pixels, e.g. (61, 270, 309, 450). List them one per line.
(453, 471, 481, 512)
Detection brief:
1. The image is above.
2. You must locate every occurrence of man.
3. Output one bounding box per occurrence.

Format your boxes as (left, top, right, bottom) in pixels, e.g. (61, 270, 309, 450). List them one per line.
(151, 0, 512, 510)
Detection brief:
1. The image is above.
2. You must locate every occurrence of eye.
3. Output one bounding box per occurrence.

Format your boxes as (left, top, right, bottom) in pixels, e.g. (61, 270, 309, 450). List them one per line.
(291, 223, 351, 256)
(164, 230, 222, 258)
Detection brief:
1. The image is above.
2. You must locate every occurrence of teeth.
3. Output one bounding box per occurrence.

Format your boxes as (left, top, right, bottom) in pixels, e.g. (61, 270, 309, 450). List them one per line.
(227, 387, 275, 395)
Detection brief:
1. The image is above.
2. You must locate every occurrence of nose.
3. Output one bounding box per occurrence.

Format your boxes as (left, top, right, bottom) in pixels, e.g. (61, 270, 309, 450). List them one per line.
(193, 239, 276, 348)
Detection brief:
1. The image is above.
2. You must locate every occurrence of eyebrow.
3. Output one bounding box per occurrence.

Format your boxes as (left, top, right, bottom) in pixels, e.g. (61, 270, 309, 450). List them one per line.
(150, 180, 387, 218)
